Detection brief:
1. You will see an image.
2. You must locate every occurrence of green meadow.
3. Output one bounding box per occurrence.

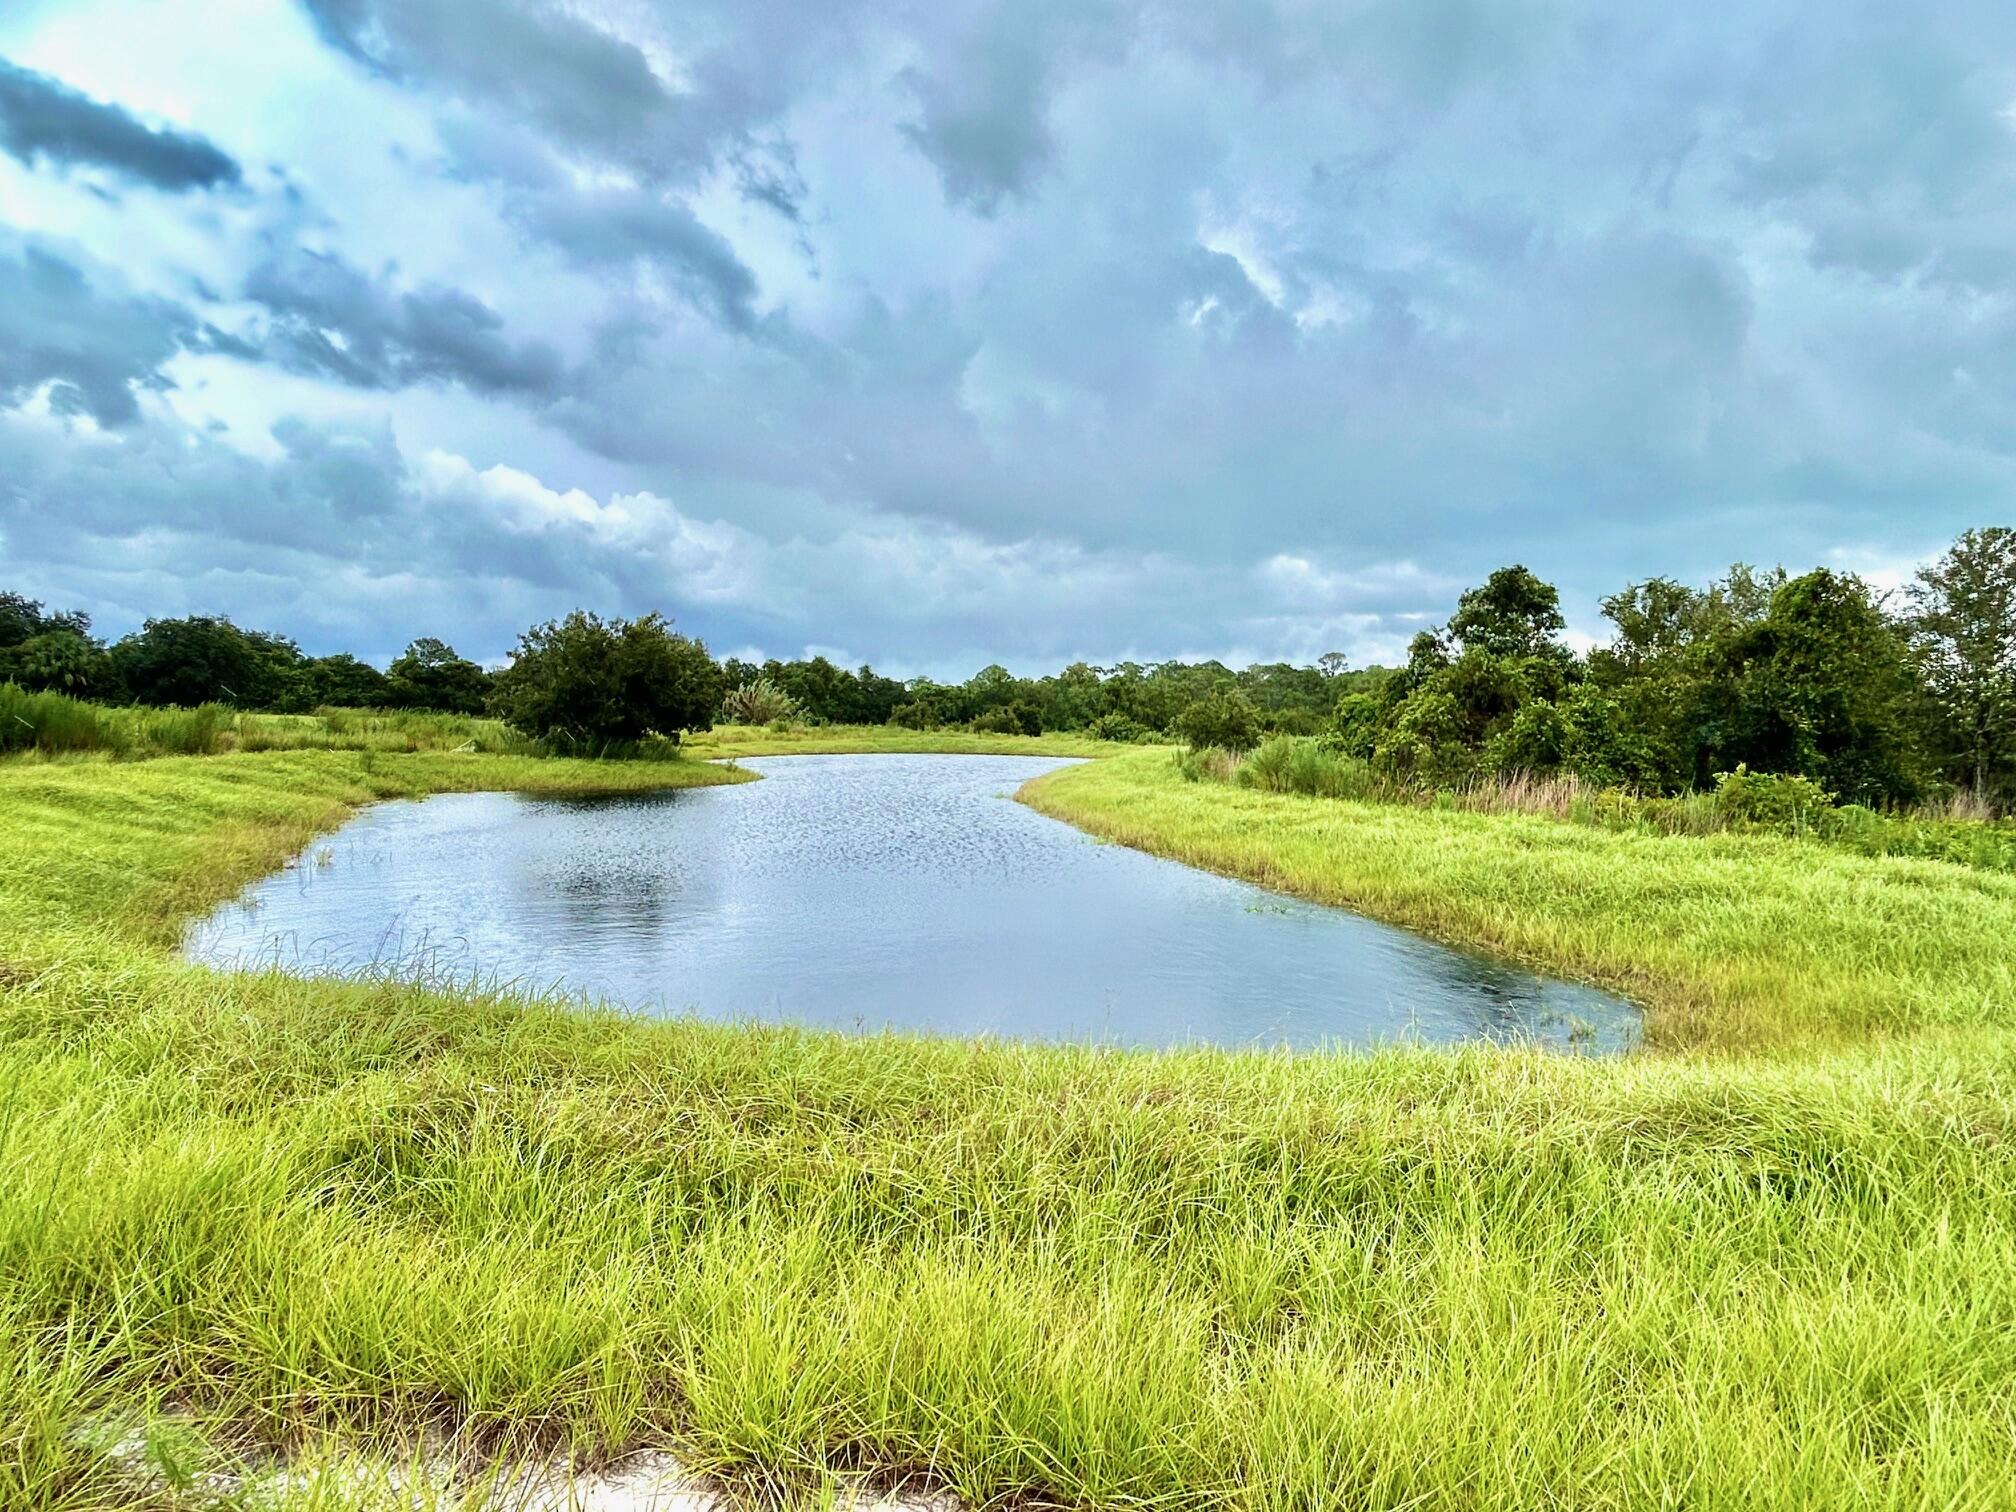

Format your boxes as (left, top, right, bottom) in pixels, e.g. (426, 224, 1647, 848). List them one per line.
(3, 738, 2014, 1509)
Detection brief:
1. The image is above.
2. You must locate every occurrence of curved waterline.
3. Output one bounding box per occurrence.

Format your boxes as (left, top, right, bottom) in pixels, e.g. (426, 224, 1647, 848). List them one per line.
(184, 753, 1639, 1052)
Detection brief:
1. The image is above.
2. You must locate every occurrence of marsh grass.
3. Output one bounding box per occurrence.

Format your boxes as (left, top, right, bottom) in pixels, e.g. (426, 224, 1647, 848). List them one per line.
(1199, 736, 2016, 875)
(3, 745, 2016, 1508)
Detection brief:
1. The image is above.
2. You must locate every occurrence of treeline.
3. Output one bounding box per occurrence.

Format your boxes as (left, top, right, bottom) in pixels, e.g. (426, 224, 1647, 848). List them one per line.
(0, 599, 492, 715)
(4, 524, 2011, 804)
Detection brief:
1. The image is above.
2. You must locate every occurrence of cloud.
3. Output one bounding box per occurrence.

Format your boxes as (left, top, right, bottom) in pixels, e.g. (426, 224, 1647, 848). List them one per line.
(0, 405, 1442, 672)
(243, 247, 566, 395)
(297, 0, 679, 170)
(0, 56, 240, 189)
(5, 0, 2016, 672)
(508, 184, 761, 333)
(0, 238, 203, 425)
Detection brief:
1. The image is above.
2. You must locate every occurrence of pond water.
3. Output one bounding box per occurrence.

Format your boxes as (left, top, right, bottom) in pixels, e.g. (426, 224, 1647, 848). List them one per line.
(184, 754, 1638, 1053)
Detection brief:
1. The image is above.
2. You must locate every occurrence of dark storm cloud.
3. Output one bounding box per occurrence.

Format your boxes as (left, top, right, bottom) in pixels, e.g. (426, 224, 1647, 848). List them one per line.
(297, 0, 679, 169)
(519, 191, 761, 333)
(243, 248, 566, 395)
(427, 111, 766, 334)
(898, 45, 1058, 213)
(0, 56, 239, 189)
(0, 240, 202, 426)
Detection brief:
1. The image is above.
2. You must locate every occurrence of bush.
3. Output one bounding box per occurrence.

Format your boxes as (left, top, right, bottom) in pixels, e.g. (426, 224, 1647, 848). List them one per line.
(1372, 688, 1476, 785)
(970, 703, 1042, 736)
(301, 654, 392, 709)
(1175, 691, 1261, 753)
(1087, 712, 1152, 743)
(1483, 700, 1568, 777)
(1328, 691, 1383, 760)
(887, 702, 936, 730)
(1713, 765, 1836, 829)
(721, 676, 799, 725)
(1174, 746, 1240, 783)
(1259, 707, 1323, 737)
(491, 611, 723, 747)
(1235, 736, 1376, 799)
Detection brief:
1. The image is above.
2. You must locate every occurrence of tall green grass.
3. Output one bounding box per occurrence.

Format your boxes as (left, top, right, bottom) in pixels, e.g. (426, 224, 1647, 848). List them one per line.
(0, 683, 235, 758)
(1200, 735, 2016, 876)
(2, 745, 2015, 1507)
(1032, 750, 2016, 1051)
(0, 691, 1119, 770)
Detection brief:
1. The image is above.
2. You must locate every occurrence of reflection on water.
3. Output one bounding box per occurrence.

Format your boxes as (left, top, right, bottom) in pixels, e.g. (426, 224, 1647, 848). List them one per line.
(185, 754, 1639, 1053)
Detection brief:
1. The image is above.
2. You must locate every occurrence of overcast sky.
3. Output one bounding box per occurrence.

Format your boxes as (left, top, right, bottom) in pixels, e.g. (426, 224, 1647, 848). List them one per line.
(0, 1, 2006, 674)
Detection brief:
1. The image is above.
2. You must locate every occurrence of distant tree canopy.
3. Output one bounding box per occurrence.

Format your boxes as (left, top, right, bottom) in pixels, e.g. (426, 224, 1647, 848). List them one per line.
(492, 611, 722, 745)
(110, 616, 304, 709)
(5, 523, 2014, 805)
(0, 592, 92, 648)
(0, 627, 109, 697)
(301, 653, 393, 710)
(386, 638, 490, 715)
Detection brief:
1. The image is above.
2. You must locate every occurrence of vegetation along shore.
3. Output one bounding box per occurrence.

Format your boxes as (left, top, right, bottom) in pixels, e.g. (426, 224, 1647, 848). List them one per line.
(4, 530, 2016, 1509)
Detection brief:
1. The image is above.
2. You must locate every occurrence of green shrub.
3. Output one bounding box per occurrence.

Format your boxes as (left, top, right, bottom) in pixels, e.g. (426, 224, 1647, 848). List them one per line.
(0, 630, 114, 698)
(970, 703, 1042, 736)
(1372, 688, 1476, 785)
(1087, 712, 1152, 742)
(1328, 691, 1383, 759)
(1235, 736, 1376, 799)
(386, 638, 491, 715)
(1174, 746, 1239, 783)
(721, 676, 800, 725)
(1175, 691, 1261, 753)
(1714, 765, 1835, 829)
(492, 611, 722, 745)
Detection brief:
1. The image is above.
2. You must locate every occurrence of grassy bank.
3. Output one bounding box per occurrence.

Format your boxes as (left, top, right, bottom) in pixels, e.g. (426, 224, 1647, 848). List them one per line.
(4, 746, 2016, 1508)
(0, 689, 1123, 766)
(1024, 753, 2016, 1052)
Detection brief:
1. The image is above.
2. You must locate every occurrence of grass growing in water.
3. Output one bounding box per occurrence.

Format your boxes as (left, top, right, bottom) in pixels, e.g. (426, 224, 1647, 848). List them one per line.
(2, 745, 2015, 1507)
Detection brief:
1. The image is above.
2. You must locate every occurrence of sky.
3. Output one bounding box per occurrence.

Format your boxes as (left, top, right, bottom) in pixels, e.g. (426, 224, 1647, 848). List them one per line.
(0, 0, 2007, 676)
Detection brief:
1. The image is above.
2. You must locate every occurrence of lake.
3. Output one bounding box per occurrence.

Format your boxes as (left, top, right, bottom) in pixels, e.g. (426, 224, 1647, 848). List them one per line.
(184, 754, 1639, 1052)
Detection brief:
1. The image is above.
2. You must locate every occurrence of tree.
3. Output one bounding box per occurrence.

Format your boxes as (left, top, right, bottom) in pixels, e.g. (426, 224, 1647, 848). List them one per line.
(1175, 690, 1262, 752)
(1908, 527, 2016, 801)
(0, 629, 113, 697)
(302, 653, 394, 709)
(1447, 565, 1568, 660)
(386, 638, 491, 715)
(1735, 570, 1922, 804)
(0, 592, 92, 649)
(1588, 564, 1790, 792)
(492, 611, 722, 745)
(110, 616, 302, 707)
